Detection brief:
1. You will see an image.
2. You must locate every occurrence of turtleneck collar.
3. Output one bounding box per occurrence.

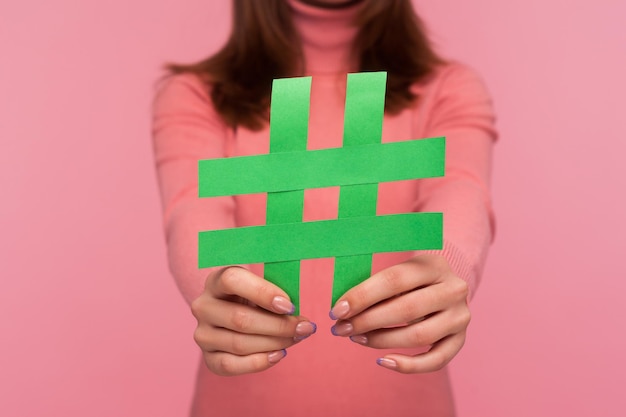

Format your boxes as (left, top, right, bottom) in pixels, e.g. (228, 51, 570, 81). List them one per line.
(287, 0, 363, 74)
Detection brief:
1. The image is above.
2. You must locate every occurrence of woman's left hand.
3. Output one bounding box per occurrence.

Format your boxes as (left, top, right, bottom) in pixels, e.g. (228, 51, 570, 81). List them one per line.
(329, 254, 471, 373)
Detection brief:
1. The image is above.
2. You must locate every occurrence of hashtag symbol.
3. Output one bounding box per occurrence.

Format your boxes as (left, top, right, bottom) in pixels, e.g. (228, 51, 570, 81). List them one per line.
(198, 72, 445, 314)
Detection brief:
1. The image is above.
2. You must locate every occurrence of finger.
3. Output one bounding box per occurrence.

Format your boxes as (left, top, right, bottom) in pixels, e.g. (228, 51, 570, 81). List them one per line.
(203, 349, 287, 376)
(194, 325, 298, 356)
(330, 256, 446, 320)
(205, 299, 308, 337)
(350, 308, 470, 349)
(376, 332, 466, 374)
(337, 282, 464, 335)
(209, 267, 295, 315)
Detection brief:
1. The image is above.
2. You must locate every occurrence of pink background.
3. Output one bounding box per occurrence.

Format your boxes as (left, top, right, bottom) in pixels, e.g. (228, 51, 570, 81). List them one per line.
(1, 1, 625, 415)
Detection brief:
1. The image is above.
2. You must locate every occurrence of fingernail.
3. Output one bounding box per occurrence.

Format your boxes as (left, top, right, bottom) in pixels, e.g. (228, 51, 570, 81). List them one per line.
(330, 321, 353, 336)
(295, 321, 317, 337)
(268, 349, 287, 364)
(376, 358, 397, 369)
(272, 296, 295, 315)
(350, 335, 368, 345)
(329, 300, 350, 320)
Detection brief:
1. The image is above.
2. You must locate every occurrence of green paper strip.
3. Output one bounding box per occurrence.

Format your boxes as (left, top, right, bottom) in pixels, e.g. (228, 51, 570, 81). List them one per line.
(198, 213, 443, 267)
(198, 72, 446, 315)
(332, 72, 387, 305)
(198, 138, 445, 197)
(264, 77, 311, 315)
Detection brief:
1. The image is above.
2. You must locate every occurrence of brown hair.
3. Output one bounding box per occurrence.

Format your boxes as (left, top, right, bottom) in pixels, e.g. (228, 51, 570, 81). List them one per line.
(162, 0, 446, 130)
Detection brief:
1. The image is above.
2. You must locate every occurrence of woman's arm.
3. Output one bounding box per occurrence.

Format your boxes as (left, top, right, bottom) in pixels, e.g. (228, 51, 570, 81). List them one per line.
(415, 62, 498, 299)
(329, 62, 498, 373)
(151, 74, 316, 375)
(151, 73, 237, 304)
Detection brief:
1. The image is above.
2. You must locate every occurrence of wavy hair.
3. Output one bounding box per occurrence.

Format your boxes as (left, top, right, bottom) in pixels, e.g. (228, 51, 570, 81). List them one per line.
(162, 0, 445, 130)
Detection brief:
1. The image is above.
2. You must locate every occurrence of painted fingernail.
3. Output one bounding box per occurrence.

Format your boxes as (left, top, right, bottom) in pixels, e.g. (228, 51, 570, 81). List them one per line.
(295, 321, 317, 337)
(329, 300, 350, 320)
(330, 321, 353, 336)
(376, 358, 397, 369)
(350, 335, 368, 345)
(272, 296, 295, 315)
(268, 349, 287, 364)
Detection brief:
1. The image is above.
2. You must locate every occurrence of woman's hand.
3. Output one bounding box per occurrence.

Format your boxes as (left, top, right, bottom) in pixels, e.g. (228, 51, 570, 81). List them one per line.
(191, 266, 317, 376)
(329, 254, 470, 373)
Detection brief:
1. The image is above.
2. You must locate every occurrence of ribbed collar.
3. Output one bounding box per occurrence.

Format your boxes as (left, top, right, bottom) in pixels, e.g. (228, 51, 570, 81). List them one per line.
(287, 0, 363, 74)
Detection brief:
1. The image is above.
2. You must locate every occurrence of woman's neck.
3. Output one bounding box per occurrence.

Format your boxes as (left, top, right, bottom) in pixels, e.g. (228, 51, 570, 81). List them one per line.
(288, 0, 363, 74)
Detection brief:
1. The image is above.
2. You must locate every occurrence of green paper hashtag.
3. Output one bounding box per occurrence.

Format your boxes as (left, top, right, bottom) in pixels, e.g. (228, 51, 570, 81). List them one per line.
(198, 73, 445, 315)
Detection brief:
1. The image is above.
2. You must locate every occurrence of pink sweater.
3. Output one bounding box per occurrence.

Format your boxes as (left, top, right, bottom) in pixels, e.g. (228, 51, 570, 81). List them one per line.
(151, 2, 497, 416)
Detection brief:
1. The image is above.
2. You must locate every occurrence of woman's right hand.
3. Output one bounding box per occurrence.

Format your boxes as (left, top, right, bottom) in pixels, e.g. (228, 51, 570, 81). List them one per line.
(191, 266, 317, 376)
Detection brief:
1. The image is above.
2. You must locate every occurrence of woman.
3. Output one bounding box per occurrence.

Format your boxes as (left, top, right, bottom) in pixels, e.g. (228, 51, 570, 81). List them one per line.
(151, 0, 497, 415)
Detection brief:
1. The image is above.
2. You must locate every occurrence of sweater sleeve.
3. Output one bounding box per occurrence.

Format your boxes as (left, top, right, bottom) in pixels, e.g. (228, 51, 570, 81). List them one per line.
(415, 62, 498, 300)
(151, 73, 236, 305)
